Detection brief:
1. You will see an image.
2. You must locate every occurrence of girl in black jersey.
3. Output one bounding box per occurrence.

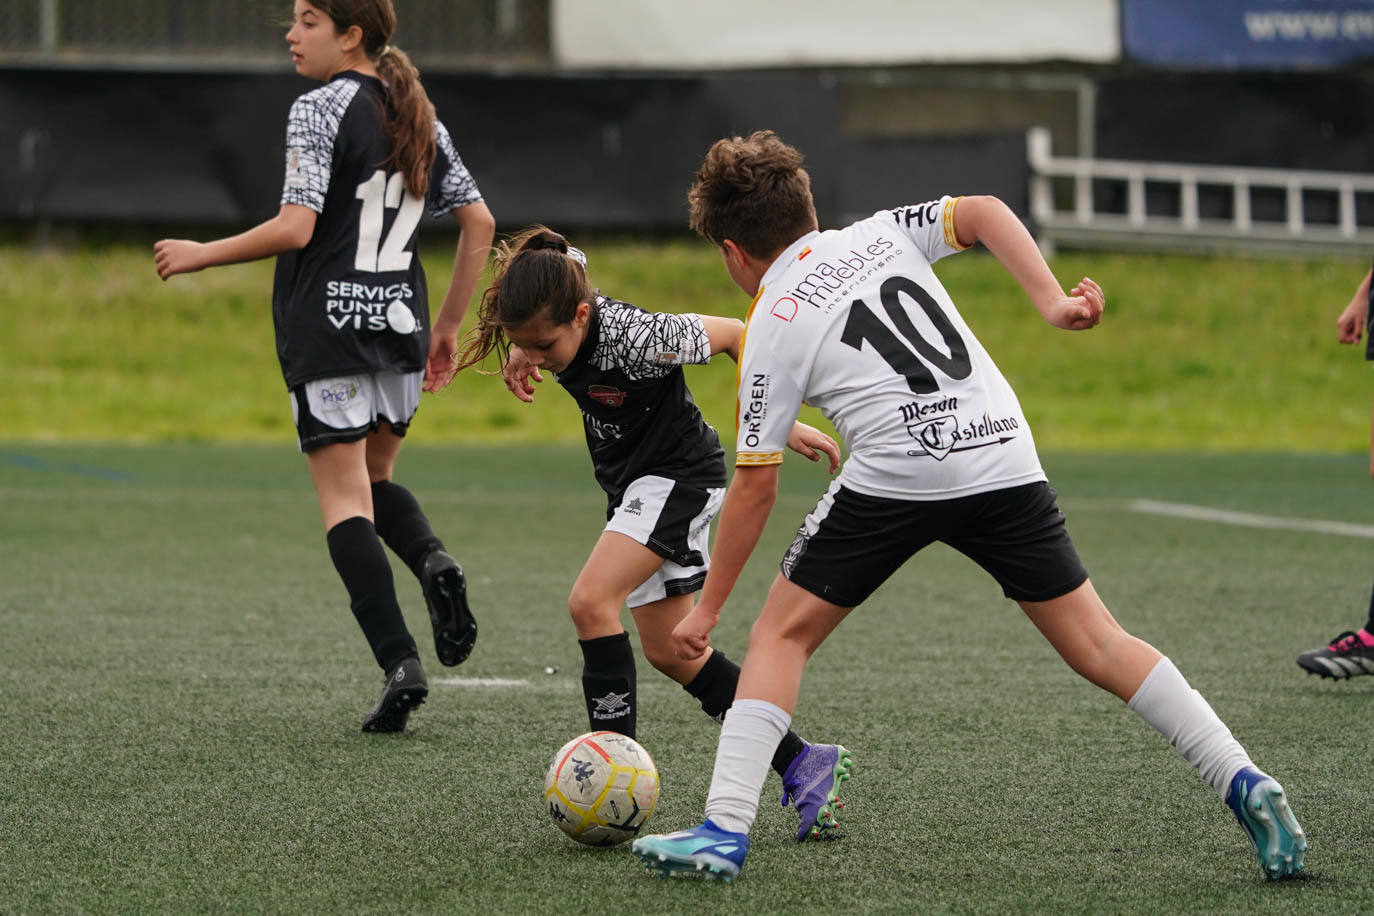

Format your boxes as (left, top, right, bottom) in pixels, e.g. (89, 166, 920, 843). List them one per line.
(446, 226, 854, 842)
(153, 0, 495, 733)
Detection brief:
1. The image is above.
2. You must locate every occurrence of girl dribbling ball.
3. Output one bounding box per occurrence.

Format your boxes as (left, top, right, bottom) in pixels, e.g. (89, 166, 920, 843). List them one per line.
(445, 227, 856, 843)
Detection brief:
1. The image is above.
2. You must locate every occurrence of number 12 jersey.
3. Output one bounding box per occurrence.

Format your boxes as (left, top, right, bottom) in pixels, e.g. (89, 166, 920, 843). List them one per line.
(272, 70, 483, 388)
(736, 196, 1046, 501)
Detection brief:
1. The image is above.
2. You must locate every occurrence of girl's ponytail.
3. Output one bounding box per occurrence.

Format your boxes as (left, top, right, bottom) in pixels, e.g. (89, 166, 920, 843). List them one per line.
(375, 45, 436, 200)
(310, 1, 436, 200)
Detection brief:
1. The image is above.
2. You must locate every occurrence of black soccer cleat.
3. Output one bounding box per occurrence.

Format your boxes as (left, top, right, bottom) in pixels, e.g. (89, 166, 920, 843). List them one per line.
(362, 655, 429, 733)
(421, 550, 477, 666)
(1296, 629, 1374, 679)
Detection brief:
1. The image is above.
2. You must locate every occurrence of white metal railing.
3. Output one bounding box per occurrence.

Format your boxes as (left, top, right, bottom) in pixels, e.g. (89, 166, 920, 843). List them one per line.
(1027, 125, 1374, 255)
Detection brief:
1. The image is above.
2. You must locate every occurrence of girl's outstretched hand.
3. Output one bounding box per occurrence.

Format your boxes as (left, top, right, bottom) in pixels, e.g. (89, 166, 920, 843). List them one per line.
(787, 421, 842, 474)
(424, 333, 460, 392)
(672, 602, 718, 660)
(153, 239, 207, 280)
(502, 345, 543, 403)
(1045, 276, 1105, 330)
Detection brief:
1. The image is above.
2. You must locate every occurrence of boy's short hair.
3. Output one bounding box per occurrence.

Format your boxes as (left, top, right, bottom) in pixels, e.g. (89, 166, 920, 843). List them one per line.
(688, 130, 819, 260)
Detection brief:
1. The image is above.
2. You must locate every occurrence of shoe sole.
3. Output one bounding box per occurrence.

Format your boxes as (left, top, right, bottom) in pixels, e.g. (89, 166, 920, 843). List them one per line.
(1237, 781, 1307, 879)
(1297, 656, 1372, 679)
(424, 561, 477, 667)
(361, 685, 428, 733)
(633, 844, 741, 881)
(799, 745, 854, 842)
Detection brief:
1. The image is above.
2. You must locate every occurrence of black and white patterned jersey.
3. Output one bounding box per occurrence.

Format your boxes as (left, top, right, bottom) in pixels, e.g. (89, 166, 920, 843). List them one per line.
(554, 296, 727, 510)
(271, 70, 483, 388)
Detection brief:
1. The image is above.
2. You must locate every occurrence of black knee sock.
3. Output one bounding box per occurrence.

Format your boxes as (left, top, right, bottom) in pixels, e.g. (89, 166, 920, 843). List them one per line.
(580, 632, 636, 738)
(327, 516, 416, 672)
(683, 649, 806, 777)
(371, 480, 444, 579)
(1365, 579, 1374, 634)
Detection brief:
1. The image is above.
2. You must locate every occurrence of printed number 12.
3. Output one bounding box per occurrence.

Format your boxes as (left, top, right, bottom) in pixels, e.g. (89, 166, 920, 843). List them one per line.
(354, 170, 423, 272)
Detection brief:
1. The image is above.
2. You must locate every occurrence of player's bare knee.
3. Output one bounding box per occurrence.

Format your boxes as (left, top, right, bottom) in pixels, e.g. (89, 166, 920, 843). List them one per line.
(566, 588, 616, 635)
(643, 644, 689, 679)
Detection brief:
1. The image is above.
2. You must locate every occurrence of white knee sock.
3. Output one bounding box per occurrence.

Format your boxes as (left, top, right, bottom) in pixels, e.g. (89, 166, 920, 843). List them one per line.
(703, 698, 791, 834)
(1127, 657, 1254, 798)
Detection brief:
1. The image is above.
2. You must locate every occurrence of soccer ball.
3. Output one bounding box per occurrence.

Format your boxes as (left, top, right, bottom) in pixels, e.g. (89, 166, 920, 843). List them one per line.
(543, 731, 659, 847)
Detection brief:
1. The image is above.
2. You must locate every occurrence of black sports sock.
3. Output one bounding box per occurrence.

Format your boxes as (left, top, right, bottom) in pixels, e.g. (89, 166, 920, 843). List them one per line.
(327, 515, 417, 671)
(683, 649, 806, 777)
(580, 632, 636, 738)
(371, 479, 444, 579)
(1363, 579, 1374, 634)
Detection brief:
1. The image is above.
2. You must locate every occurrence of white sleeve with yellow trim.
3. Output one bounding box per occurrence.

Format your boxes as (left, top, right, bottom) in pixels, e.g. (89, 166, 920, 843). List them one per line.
(886, 195, 970, 265)
(734, 315, 806, 468)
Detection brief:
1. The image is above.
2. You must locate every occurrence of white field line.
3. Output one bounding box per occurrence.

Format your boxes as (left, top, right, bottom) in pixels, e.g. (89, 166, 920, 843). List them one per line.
(1128, 499, 1374, 539)
(432, 677, 532, 688)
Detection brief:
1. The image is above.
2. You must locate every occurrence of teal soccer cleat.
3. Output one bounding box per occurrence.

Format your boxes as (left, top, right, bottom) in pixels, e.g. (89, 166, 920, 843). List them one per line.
(631, 818, 750, 881)
(781, 742, 853, 841)
(1226, 767, 1307, 879)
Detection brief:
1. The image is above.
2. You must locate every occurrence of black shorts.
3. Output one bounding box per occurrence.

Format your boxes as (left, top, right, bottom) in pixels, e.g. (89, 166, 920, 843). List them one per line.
(781, 480, 1088, 608)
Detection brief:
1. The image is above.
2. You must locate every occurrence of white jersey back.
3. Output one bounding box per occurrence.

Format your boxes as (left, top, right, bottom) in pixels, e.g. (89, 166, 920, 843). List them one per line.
(736, 196, 1045, 500)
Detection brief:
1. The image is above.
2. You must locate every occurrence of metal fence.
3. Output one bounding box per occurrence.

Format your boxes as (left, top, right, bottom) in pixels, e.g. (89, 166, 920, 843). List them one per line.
(0, 0, 550, 69)
(1028, 126, 1374, 256)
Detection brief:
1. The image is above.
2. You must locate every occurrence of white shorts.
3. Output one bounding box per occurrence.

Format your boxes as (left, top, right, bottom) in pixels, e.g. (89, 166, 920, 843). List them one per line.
(606, 475, 726, 608)
(289, 370, 422, 452)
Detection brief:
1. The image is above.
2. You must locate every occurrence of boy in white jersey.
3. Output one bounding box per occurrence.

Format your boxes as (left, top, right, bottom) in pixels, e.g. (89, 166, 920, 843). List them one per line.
(631, 131, 1307, 881)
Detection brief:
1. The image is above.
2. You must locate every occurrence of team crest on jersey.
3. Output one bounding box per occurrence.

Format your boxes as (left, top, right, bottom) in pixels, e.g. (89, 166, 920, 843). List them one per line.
(587, 385, 627, 407)
(284, 145, 305, 189)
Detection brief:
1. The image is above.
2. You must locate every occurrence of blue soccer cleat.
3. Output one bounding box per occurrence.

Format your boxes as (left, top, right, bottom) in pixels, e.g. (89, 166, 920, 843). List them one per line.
(780, 742, 853, 841)
(1226, 766, 1307, 879)
(631, 818, 750, 881)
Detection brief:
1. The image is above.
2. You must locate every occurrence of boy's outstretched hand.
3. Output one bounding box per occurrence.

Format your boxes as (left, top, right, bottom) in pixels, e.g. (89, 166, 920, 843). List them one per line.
(672, 601, 718, 660)
(1045, 276, 1105, 331)
(787, 421, 842, 474)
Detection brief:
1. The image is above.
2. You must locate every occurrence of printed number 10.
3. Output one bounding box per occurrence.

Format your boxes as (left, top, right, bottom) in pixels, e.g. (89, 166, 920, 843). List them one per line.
(354, 170, 423, 273)
(840, 275, 972, 394)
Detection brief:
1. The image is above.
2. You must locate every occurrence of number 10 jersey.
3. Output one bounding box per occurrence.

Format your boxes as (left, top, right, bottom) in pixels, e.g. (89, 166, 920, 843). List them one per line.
(272, 71, 483, 388)
(736, 196, 1046, 501)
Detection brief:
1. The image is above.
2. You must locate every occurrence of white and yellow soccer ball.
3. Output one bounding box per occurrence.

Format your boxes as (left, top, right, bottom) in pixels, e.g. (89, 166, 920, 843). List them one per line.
(543, 731, 659, 846)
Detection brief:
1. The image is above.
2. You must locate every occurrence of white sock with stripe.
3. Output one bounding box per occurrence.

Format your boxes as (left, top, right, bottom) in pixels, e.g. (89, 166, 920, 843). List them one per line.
(703, 698, 791, 835)
(1127, 657, 1254, 798)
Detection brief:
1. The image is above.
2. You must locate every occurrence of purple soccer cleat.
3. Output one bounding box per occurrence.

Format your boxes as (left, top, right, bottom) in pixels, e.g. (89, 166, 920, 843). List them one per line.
(780, 742, 853, 841)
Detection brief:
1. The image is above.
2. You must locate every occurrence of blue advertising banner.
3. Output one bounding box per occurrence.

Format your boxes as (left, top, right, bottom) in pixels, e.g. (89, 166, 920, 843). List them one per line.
(1122, 0, 1374, 68)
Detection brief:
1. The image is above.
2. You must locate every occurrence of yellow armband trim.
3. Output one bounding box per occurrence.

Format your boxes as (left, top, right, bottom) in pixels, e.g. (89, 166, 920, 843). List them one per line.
(736, 451, 785, 467)
(943, 196, 970, 251)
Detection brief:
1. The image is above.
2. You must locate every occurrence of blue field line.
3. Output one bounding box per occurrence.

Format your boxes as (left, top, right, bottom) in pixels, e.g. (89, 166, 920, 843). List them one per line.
(0, 450, 137, 481)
